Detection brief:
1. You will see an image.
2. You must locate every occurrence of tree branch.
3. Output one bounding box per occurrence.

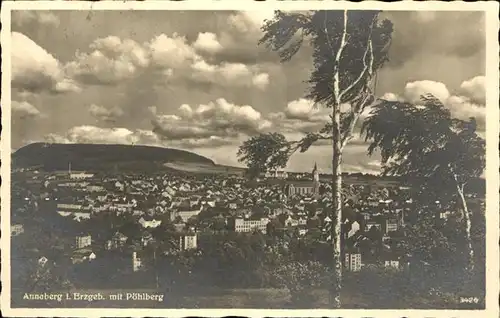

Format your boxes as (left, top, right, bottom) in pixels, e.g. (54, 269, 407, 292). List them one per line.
(340, 91, 374, 151)
(338, 15, 376, 103)
(331, 10, 348, 106)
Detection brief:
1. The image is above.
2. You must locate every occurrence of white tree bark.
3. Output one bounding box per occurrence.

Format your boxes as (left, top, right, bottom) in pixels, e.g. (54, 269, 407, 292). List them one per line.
(326, 9, 348, 309)
(324, 10, 377, 308)
(456, 180, 475, 273)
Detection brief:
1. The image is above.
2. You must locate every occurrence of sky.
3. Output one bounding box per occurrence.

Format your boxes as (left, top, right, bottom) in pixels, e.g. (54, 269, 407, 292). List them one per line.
(10, 10, 486, 174)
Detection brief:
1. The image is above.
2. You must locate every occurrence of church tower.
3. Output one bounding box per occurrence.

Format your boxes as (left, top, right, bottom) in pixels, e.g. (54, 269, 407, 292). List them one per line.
(312, 162, 320, 198)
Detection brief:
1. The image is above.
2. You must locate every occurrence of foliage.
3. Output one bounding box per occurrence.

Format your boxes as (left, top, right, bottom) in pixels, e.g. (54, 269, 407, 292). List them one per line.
(237, 133, 292, 178)
(26, 259, 73, 293)
(362, 94, 485, 272)
(259, 10, 393, 105)
(272, 260, 332, 307)
(361, 94, 485, 187)
(237, 10, 394, 177)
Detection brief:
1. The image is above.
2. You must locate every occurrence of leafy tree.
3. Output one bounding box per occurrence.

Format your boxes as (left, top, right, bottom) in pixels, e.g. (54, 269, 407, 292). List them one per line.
(237, 10, 393, 307)
(361, 94, 485, 273)
(272, 260, 332, 308)
(25, 258, 73, 297)
(237, 132, 292, 179)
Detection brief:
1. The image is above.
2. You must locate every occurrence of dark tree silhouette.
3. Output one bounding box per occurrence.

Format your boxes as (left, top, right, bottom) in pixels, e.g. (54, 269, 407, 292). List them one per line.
(361, 94, 485, 273)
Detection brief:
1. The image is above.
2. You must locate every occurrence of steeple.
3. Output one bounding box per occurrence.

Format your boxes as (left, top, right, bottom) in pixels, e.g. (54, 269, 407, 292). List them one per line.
(312, 162, 319, 180)
(312, 162, 320, 198)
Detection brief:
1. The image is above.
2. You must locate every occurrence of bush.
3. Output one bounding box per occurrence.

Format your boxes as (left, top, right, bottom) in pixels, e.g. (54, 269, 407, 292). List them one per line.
(272, 260, 332, 308)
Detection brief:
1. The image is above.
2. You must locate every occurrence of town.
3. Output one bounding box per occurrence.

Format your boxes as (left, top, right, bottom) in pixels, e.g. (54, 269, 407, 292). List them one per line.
(12, 160, 483, 294)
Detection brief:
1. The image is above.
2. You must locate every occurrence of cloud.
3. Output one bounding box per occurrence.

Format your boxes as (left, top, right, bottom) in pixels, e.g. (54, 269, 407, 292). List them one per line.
(147, 33, 198, 69)
(45, 126, 143, 145)
(445, 95, 485, 130)
(459, 75, 485, 104)
(151, 98, 271, 144)
(89, 104, 124, 123)
(11, 100, 41, 118)
(190, 60, 269, 89)
(65, 36, 149, 85)
(403, 80, 450, 104)
(284, 98, 317, 120)
(252, 73, 270, 90)
(64, 32, 269, 90)
(43, 125, 235, 150)
(228, 11, 275, 33)
(268, 98, 330, 134)
(382, 77, 486, 132)
(11, 32, 81, 94)
(193, 32, 223, 54)
(380, 92, 403, 102)
(384, 11, 485, 68)
(12, 11, 60, 28)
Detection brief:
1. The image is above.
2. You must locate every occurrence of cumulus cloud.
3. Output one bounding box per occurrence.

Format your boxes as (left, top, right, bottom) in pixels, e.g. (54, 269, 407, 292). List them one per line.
(147, 33, 198, 69)
(65, 36, 149, 85)
(268, 98, 330, 134)
(193, 32, 223, 54)
(252, 73, 270, 90)
(228, 11, 275, 33)
(190, 60, 269, 88)
(380, 77, 486, 133)
(404, 80, 451, 104)
(45, 126, 144, 145)
(11, 32, 81, 94)
(459, 75, 485, 104)
(64, 32, 269, 90)
(44, 125, 234, 150)
(380, 92, 403, 102)
(12, 10, 60, 28)
(89, 104, 124, 123)
(152, 98, 271, 143)
(445, 95, 486, 129)
(11, 100, 41, 118)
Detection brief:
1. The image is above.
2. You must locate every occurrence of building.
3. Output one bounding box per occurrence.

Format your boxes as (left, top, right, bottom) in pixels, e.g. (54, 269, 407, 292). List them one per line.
(346, 221, 360, 238)
(11, 224, 24, 236)
(70, 172, 95, 180)
(87, 185, 105, 192)
(179, 234, 198, 250)
(345, 252, 362, 272)
(75, 234, 92, 249)
(38, 256, 49, 266)
(57, 203, 91, 217)
(385, 218, 399, 233)
(170, 205, 203, 223)
(230, 217, 270, 234)
(132, 252, 143, 272)
(71, 250, 96, 264)
(138, 217, 161, 228)
(106, 232, 128, 250)
(265, 170, 288, 179)
(284, 163, 320, 198)
(365, 222, 382, 232)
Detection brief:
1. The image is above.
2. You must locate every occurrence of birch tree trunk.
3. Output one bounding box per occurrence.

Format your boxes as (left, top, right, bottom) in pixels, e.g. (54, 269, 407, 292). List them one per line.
(324, 10, 375, 308)
(456, 183, 475, 273)
(331, 126, 343, 308)
(328, 10, 348, 309)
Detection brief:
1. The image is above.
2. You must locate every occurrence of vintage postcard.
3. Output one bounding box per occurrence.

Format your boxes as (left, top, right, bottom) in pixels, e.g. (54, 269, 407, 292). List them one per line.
(1, 1, 499, 317)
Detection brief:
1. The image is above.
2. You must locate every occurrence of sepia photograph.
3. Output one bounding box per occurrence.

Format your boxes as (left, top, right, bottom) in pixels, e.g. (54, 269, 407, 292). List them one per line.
(1, 1, 498, 317)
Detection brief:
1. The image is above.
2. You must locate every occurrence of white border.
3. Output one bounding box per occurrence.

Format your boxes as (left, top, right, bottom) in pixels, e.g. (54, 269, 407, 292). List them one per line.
(1, 1, 499, 317)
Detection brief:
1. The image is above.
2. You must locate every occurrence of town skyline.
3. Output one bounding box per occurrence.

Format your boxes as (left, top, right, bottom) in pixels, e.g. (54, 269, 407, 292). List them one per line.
(11, 10, 486, 174)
